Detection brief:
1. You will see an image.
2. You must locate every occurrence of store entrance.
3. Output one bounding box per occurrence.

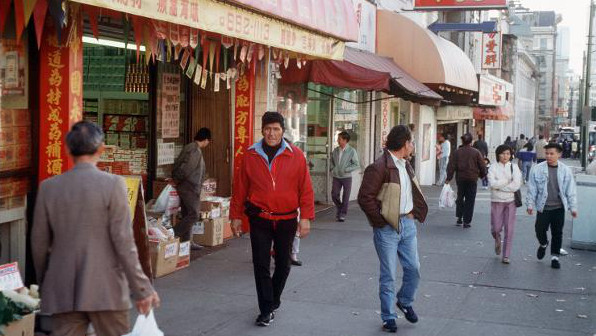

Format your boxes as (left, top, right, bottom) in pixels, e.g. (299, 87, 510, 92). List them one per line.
(189, 87, 232, 196)
(438, 122, 458, 155)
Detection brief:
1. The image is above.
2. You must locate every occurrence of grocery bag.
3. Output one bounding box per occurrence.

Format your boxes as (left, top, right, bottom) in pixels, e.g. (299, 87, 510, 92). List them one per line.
(123, 310, 163, 336)
(439, 184, 455, 208)
(153, 185, 174, 213)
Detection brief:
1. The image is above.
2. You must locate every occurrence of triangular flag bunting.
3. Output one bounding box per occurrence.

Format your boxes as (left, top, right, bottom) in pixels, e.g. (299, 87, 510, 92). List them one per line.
(14, 0, 26, 41)
(23, 0, 37, 28)
(33, 0, 48, 49)
(0, 0, 11, 35)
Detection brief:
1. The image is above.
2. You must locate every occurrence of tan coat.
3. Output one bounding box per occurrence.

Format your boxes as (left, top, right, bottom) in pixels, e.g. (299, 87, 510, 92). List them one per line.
(32, 163, 153, 315)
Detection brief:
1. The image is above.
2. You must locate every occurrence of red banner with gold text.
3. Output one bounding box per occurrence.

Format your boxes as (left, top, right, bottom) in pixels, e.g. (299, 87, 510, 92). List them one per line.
(38, 10, 83, 182)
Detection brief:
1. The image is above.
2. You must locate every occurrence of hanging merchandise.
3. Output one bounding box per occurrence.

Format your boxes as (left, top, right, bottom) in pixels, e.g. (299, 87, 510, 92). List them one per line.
(221, 36, 233, 49)
(208, 42, 215, 80)
(200, 67, 208, 89)
(189, 28, 199, 49)
(296, 57, 302, 69)
(258, 45, 265, 61)
(180, 48, 191, 71)
(272, 48, 279, 61)
(247, 43, 254, 63)
(169, 23, 179, 46)
(174, 44, 181, 61)
(193, 64, 203, 85)
(201, 39, 210, 74)
(214, 73, 220, 92)
(214, 41, 221, 73)
(284, 51, 289, 69)
(33, 0, 49, 49)
(179, 26, 189, 48)
(233, 38, 239, 61)
(240, 43, 247, 63)
(186, 57, 196, 79)
(153, 20, 167, 39)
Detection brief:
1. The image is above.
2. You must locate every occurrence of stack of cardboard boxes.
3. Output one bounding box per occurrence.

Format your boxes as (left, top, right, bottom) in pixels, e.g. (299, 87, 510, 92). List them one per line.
(193, 196, 231, 246)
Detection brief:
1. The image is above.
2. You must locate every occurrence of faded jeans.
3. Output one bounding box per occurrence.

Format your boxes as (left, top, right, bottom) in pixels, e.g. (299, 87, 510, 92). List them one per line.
(373, 218, 420, 321)
(437, 157, 449, 185)
(521, 161, 533, 182)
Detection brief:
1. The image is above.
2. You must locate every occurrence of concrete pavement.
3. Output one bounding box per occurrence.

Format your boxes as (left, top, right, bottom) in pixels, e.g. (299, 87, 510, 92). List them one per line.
(152, 182, 595, 336)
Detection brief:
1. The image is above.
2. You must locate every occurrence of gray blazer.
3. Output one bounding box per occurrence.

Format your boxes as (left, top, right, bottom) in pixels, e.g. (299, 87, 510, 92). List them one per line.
(32, 163, 154, 315)
(172, 142, 206, 194)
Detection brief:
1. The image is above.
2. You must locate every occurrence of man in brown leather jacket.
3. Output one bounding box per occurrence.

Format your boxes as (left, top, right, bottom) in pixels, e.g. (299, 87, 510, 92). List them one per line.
(445, 133, 487, 228)
(358, 125, 428, 333)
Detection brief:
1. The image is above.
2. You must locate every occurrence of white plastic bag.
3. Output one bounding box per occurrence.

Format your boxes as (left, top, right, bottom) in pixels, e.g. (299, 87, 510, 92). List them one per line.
(123, 310, 163, 336)
(152, 185, 174, 213)
(439, 184, 455, 208)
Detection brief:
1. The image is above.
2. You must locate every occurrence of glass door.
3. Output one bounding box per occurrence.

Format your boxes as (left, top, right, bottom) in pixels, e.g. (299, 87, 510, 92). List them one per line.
(306, 84, 333, 203)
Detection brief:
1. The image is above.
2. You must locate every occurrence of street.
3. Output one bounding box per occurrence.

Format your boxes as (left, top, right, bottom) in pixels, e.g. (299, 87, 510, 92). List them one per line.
(152, 179, 595, 336)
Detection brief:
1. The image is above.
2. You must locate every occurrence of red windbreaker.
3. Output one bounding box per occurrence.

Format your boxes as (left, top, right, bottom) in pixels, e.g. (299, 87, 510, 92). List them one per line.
(231, 143, 315, 221)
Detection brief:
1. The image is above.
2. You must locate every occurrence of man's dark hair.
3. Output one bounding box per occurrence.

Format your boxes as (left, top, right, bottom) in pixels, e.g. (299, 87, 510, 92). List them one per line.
(461, 133, 473, 145)
(539, 135, 544, 140)
(495, 144, 512, 158)
(194, 128, 212, 141)
(66, 121, 104, 157)
(262, 111, 285, 129)
(338, 131, 350, 142)
(477, 134, 483, 140)
(386, 125, 411, 151)
(524, 143, 534, 151)
(544, 142, 563, 152)
(520, 134, 525, 139)
(440, 133, 449, 139)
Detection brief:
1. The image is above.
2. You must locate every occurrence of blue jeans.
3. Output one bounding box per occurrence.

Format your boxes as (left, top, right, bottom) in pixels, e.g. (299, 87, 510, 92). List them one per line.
(522, 161, 533, 182)
(373, 218, 420, 321)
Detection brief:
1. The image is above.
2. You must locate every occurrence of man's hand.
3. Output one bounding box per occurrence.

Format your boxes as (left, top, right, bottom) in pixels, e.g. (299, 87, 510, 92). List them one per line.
(231, 219, 243, 237)
(527, 208, 533, 215)
(444, 180, 450, 185)
(298, 219, 311, 238)
(571, 211, 578, 218)
(136, 291, 160, 315)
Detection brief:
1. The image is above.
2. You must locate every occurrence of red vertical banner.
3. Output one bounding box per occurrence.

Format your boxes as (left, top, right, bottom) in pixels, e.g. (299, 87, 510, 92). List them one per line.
(38, 7, 83, 183)
(233, 63, 255, 232)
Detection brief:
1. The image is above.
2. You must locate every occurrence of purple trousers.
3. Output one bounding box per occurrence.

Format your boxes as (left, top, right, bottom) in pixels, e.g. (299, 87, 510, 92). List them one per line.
(332, 177, 352, 218)
(490, 201, 517, 258)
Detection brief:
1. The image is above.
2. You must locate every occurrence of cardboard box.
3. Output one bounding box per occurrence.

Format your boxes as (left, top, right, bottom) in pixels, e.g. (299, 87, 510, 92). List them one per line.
(176, 241, 190, 270)
(222, 218, 233, 239)
(149, 237, 179, 278)
(3, 312, 35, 336)
(194, 218, 225, 246)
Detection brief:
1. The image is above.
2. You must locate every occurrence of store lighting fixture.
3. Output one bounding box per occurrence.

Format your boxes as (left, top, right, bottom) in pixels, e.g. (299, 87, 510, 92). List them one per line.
(82, 36, 146, 52)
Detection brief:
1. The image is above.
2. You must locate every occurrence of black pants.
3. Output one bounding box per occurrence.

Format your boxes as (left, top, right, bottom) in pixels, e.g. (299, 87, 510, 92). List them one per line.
(455, 180, 478, 224)
(249, 216, 298, 315)
(535, 208, 565, 256)
(174, 185, 200, 242)
(332, 177, 352, 218)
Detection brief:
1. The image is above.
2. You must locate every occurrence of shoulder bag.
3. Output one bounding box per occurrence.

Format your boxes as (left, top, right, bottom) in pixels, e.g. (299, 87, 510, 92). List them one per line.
(510, 164, 522, 208)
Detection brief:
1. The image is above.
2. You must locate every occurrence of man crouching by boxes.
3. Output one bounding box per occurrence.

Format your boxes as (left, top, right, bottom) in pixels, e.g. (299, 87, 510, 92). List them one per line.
(231, 112, 314, 327)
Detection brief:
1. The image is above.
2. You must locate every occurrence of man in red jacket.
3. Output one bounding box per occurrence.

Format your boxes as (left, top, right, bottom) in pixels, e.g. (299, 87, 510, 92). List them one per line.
(231, 111, 314, 327)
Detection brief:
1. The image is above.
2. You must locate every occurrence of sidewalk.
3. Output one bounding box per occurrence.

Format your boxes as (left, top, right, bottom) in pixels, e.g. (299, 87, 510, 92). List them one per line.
(152, 185, 595, 336)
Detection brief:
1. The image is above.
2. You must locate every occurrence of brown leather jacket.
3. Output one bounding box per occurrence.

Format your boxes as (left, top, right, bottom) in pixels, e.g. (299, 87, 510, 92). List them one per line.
(358, 150, 428, 228)
(446, 145, 487, 182)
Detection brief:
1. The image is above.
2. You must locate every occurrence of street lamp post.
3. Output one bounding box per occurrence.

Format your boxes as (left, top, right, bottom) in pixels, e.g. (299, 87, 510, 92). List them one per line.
(582, 0, 595, 169)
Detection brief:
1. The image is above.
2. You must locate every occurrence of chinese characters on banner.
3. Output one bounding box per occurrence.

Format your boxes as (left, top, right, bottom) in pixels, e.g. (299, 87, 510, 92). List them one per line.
(233, 66, 255, 174)
(380, 99, 391, 147)
(38, 13, 83, 183)
(161, 73, 181, 138)
(481, 32, 502, 70)
(414, 0, 507, 10)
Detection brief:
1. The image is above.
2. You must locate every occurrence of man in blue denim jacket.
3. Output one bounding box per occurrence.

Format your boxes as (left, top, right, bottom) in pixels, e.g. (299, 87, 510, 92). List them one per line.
(526, 142, 578, 269)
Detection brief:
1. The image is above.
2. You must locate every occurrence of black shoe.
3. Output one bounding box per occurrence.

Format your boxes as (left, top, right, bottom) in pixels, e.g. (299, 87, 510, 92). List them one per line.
(396, 301, 418, 323)
(537, 245, 547, 260)
(551, 259, 561, 269)
(382, 319, 397, 333)
(255, 312, 274, 327)
(463, 223, 471, 229)
(291, 258, 303, 266)
(456, 218, 463, 226)
(338, 217, 345, 222)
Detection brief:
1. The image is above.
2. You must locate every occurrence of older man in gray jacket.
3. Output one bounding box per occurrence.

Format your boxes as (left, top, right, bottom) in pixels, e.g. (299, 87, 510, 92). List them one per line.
(32, 121, 159, 336)
(330, 131, 360, 221)
(172, 127, 211, 246)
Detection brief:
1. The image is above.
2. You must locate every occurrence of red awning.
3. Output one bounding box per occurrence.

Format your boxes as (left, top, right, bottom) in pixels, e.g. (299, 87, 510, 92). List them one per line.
(473, 105, 512, 121)
(280, 47, 443, 105)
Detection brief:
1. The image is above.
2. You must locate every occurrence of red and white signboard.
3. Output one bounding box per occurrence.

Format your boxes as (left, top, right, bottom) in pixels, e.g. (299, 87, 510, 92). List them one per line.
(481, 32, 502, 70)
(414, 0, 507, 10)
(380, 99, 391, 147)
(0, 262, 24, 290)
(478, 75, 507, 106)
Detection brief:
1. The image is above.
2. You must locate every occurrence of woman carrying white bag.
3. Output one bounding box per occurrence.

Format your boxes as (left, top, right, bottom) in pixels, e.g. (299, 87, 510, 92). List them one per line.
(487, 145, 522, 264)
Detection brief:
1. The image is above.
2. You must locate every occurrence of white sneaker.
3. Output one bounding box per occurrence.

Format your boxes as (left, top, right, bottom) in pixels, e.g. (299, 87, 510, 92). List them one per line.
(560, 248, 568, 256)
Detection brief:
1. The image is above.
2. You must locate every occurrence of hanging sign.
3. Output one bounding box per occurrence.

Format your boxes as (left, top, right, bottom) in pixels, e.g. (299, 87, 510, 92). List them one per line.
(380, 98, 392, 147)
(478, 75, 507, 106)
(161, 73, 181, 138)
(414, 0, 507, 10)
(481, 31, 502, 70)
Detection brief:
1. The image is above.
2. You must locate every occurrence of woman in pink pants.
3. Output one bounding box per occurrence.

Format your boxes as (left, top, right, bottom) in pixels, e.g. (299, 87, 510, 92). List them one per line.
(487, 145, 522, 264)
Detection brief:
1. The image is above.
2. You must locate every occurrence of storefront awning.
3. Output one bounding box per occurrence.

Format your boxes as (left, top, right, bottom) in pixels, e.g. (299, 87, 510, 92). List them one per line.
(279, 47, 443, 106)
(69, 0, 346, 60)
(377, 11, 478, 94)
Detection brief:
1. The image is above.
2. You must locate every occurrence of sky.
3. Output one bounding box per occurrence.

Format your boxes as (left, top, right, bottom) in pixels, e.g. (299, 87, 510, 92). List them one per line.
(520, 0, 590, 75)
